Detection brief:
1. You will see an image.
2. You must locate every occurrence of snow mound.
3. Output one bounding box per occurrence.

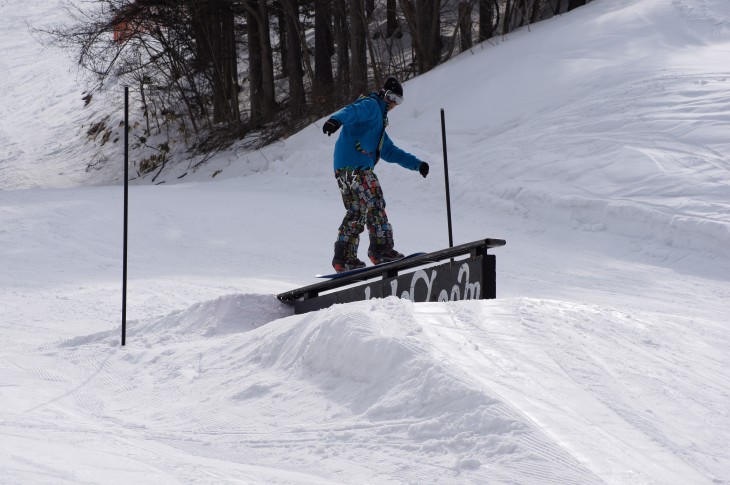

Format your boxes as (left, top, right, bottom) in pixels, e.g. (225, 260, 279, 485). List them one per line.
(6, 292, 726, 483)
(46, 294, 291, 351)
(137, 293, 293, 340)
(26, 295, 607, 483)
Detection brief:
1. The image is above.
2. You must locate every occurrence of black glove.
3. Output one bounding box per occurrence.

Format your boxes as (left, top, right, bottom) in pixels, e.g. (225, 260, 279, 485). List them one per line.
(419, 162, 429, 178)
(323, 118, 341, 136)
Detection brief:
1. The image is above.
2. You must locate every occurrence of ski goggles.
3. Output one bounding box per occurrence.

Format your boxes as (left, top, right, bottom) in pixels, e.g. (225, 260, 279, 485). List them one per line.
(384, 90, 404, 105)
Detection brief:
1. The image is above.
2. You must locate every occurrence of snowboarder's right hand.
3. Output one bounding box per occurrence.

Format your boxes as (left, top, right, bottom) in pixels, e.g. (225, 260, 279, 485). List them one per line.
(323, 118, 341, 136)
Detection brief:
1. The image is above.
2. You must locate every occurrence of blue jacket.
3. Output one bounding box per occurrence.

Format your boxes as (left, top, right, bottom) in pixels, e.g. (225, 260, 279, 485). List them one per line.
(330, 93, 422, 172)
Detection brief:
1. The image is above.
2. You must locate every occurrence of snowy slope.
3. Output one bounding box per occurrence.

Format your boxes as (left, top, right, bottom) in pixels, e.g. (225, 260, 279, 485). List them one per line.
(1, 0, 730, 484)
(0, 0, 99, 189)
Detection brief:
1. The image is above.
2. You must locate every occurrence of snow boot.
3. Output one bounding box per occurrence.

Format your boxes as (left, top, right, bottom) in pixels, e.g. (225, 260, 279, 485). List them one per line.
(332, 241, 366, 273)
(367, 243, 404, 265)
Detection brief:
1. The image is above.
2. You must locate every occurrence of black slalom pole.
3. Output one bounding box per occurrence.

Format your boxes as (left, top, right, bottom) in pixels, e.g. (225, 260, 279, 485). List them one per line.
(122, 86, 129, 346)
(440, 109, 454, 249)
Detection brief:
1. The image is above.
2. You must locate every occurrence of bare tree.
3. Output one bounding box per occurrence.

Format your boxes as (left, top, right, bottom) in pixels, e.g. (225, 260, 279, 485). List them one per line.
(333, 0, 350, 94)
(365, 0, 375, 19)
(245, 0, 277, 125)
(47, 0, 597, 175)
(283, 0, 305, 117)
(50, 1, 244, 139)
(246, 1, 265, 125)
(400, 0, 442, 74)
(386, 0, 399, 38)
(202, 1, 240, 127)
(458, 1, 472, 52)
(349, 0, 369, 96)
(313, 0, 334, 98)
(273, 1, 289, 77)
(479, 0, 499, 41)
(258, 1, 278, 122)
(567, 0, 586, 11)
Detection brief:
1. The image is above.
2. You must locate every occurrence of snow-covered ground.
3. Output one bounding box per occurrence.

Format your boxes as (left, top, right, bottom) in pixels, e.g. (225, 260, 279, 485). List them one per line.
(1, 0, 729, 483)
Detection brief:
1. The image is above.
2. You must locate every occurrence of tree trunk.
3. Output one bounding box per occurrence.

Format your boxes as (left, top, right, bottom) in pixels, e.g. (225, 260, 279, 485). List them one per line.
(401, 0, 441, 73)
(503, 0, 513, 33)
(188, 0, 212, 71)
(349, 0, 368, 96)
(257, 0, 277, 122)
(514, 0, 529, 28)
(283, 0, 305, 118)
(420, 0, 441, 72)
(386, 0, 398, 38)
(188, 0, 239, 128)
(333, 0, 350, 95)
(246, 1, 264, 126)
(314, 0, 334, 97)
(478, 0, 498, 41)
(531, 0, 545, 24)
(274, 1, 289, 78)
(567, 0, 586, 11)
(458, 2, 472, 52)
(220, 1, 240, 127)
(365, 0, 375, 20)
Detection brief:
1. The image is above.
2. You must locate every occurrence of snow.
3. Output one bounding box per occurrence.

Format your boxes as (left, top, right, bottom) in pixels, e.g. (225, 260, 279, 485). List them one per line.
(1, 0, 730, 483)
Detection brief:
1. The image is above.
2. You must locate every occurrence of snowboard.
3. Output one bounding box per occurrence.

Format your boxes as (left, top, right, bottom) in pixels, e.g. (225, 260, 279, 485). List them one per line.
(316, 252, 426, 279)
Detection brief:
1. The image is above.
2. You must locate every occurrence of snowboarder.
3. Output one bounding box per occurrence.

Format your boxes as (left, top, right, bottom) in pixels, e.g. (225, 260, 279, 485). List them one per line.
(323, 76, 429, 273)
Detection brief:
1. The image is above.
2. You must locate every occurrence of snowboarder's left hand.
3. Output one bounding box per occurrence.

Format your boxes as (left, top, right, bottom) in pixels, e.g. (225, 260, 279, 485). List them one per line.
(419, 162, 429, 178)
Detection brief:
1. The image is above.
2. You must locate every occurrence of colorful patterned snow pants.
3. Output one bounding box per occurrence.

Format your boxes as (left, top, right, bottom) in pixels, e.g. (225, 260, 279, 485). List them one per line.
(335, 168, 393, 259)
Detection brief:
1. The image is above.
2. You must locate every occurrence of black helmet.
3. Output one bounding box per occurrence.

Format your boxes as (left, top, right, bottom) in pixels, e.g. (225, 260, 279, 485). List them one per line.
(382, 76, 403, 97)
